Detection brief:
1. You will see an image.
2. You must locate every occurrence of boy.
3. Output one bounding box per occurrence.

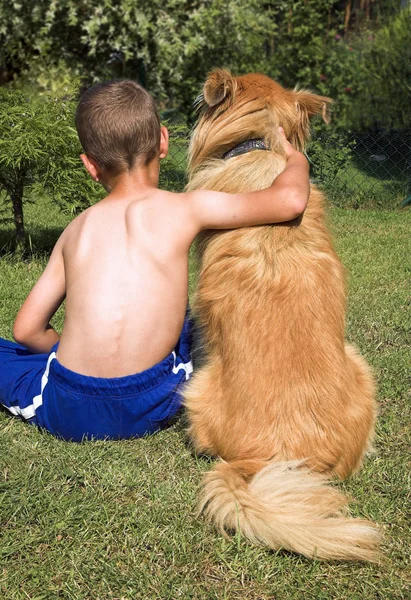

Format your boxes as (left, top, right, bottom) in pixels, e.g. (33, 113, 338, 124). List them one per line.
(0, 80, 310, 441)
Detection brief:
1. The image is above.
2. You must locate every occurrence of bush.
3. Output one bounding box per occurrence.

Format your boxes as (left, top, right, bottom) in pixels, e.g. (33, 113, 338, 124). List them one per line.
(351, 7, 411, 131)
(316, 8, 411, 131)
(0, 87, 102, 251)
(308, 132, 356, 183)
(159, 124, 189, 192)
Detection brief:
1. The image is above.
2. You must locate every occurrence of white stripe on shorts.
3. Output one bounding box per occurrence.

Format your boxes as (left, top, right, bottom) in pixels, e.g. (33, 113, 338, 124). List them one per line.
(9, 351, 56, 420)
(172, 351, 193, 381)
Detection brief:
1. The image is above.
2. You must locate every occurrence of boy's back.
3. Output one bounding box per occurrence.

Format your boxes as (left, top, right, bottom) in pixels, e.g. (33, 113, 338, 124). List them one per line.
(58, 188, 190, 377)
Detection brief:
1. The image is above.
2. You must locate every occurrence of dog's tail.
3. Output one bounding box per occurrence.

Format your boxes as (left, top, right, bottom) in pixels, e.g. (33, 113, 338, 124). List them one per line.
(199, 459, 381, 562)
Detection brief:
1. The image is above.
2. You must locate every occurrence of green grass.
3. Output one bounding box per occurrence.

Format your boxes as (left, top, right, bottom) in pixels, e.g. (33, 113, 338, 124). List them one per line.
(0, 198, 410, 599)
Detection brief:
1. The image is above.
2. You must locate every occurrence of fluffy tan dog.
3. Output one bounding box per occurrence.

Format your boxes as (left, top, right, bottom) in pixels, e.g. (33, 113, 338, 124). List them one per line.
(184, 70, 380, 562)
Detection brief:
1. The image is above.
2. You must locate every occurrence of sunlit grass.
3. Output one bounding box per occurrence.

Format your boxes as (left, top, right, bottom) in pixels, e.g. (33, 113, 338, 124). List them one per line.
(0, 199, 410, 599)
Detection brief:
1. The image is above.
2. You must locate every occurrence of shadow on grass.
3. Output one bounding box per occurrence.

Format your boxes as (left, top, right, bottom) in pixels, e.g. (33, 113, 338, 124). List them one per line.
(0, 225, 65, 259)
(350, 132, 411, 182)
(309, 130, 411, 209)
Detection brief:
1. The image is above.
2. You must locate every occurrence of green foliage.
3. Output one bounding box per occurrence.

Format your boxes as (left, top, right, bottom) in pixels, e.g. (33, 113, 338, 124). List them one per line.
(311, 37, 361, 129)
(349, 8, 411, 130)
(159, 124, 189, 192)
(0, 86, 102, 249)
(314, 7, 411, 131)
(0, 0, 276, 111)
(263, 0, 342, 88)
(308, 132, 356, 186)
(0, 1, 408, 130)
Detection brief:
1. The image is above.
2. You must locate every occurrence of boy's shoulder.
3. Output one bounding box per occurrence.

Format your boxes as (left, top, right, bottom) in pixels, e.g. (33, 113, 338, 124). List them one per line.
(56, 204, 97, 251)
(127, 188, 186, 215)
(123, 188, 200, 247)
(64, 204, 94, 233)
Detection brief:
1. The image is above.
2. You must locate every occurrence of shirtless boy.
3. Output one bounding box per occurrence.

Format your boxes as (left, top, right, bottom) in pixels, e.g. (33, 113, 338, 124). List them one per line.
(0, 80, 310, 441)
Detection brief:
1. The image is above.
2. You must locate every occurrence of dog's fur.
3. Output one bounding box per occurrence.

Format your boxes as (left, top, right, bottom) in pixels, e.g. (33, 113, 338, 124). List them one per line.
(184, 70, 380, 562)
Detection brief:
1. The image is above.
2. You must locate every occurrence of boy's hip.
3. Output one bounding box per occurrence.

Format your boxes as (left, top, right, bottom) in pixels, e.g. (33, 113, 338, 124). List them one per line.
(37, 335, 193, 441)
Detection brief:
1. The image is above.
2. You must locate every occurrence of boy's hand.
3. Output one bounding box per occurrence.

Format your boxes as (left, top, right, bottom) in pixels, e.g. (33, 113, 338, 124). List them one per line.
(278, 127, 300, 159)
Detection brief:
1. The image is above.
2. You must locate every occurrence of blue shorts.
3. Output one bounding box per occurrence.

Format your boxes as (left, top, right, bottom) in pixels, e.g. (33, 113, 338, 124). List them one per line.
(0, 315, 193, 442)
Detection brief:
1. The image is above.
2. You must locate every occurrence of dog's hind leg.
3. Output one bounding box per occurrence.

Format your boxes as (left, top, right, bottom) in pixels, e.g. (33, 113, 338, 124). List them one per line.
(333, 344, 377, 479)
(184, 362, 224, 456)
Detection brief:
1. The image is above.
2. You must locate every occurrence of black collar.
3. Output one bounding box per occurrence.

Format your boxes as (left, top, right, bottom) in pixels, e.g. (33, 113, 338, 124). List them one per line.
(223, 138, 270, 160)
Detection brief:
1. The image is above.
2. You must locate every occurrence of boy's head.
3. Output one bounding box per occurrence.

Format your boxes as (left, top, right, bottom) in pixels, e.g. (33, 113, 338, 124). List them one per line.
(75, 80, 163, 178)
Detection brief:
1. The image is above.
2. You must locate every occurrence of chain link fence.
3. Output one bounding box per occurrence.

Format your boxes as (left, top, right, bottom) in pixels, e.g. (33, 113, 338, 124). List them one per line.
(308, 131, 411, 209)
(161, 130, 411, 210)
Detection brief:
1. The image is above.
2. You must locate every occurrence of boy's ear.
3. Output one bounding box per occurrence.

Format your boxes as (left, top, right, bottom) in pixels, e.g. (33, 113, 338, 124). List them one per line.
(159, 126, 169, 159)
(203, 69, 237, 107)
(80, 154, 101, 182)
(290, 90, 333, 150)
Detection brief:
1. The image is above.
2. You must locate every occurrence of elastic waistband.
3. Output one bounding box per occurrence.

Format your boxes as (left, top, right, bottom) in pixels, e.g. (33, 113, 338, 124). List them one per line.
(47, 308, 193, 397)
(49, 351, 179, 397)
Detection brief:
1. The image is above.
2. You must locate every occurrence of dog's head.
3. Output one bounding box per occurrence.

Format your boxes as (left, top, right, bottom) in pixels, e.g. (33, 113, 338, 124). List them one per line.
(189, 69, 332, 173)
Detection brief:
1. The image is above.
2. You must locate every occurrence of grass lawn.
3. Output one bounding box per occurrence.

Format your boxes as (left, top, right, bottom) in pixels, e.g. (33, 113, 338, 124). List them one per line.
(0, 196, 410, 599)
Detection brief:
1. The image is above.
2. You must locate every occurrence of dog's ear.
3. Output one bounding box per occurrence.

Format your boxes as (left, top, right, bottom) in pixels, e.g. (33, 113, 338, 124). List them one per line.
(290, 90, 333, 150)
(295, 90, 333, 124)
(203, 69, 237, 107)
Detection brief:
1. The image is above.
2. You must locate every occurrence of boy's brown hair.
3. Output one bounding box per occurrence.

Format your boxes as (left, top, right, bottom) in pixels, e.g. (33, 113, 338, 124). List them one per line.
(75, 80, 161, 174)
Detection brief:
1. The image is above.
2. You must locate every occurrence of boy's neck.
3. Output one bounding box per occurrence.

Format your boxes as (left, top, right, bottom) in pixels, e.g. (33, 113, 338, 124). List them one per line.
(102, 159, 160, 197)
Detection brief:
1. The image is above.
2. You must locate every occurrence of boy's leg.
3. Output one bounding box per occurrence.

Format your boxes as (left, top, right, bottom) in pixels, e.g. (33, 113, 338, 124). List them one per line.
(0, 338, 52, 422)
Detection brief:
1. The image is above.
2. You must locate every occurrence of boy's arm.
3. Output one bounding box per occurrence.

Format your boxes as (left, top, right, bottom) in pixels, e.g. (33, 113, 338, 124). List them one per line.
(13, 236, 66, 354)
(187, 129, 310, 232)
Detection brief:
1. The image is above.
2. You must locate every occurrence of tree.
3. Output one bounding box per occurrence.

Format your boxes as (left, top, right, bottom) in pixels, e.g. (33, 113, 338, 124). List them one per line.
(351, 6, 411, 130)
(0, 87, 102, 252)
(0, 0, 276, 111)
(315, 5, 411, 130)
(0, 0, 407, 129)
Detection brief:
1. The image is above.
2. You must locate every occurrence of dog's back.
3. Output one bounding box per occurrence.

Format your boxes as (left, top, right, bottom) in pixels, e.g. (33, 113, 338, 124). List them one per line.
(184, 70, 379, 561)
